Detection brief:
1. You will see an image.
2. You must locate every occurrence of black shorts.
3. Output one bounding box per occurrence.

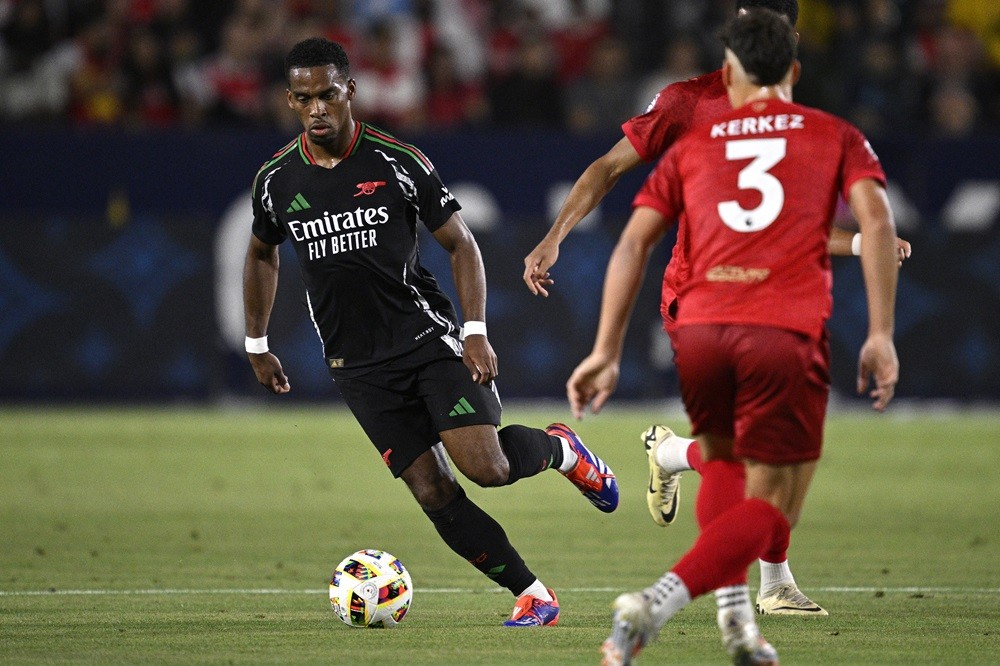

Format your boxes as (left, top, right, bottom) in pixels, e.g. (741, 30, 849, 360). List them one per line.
(334, 336, 503, 477)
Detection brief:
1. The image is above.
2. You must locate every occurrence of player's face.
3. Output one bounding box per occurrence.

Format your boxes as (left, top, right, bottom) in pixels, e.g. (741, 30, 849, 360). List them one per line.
(286, 65, 355, 146)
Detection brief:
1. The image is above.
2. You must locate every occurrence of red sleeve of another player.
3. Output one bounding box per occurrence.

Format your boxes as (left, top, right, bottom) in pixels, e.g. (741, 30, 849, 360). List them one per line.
(632, 148, 682, 223)
(840, 123, 887, 199)
(622, 85, 694, 163)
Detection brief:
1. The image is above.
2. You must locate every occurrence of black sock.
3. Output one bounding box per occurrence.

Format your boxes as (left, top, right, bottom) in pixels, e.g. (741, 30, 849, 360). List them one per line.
(423, 486, 536, 596)
(497, 425, 564, 484)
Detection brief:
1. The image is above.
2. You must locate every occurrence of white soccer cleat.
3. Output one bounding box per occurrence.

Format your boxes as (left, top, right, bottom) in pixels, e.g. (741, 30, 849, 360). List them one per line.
(718, 608, 779, 665)
(640, 425, 682, 526)
(755, 584, 828, 616)
(601, 592, 658, 666)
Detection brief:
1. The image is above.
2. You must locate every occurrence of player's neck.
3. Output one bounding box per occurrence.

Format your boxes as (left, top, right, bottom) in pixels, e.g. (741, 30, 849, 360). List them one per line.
(736, 83, 793, 108)
(305, 119, 356, 168)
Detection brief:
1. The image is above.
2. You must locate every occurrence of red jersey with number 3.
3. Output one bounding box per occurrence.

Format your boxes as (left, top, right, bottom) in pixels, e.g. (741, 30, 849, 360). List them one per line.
(634, 98, 886, 339)
(623, 71, 731, 319)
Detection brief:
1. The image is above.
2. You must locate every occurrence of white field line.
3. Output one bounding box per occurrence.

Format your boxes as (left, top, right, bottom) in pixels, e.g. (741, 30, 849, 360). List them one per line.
(1, 586, 998, 598)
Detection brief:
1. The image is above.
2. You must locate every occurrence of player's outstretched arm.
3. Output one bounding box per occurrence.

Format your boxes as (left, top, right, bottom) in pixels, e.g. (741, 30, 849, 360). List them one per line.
(523, 137, 643, 296)
(433, 212, 498, 386)
(828, 226, 912, 265)
(244, 234, 290, 394)
(848, 178, 899, 411)
(567, 206, 668, 419)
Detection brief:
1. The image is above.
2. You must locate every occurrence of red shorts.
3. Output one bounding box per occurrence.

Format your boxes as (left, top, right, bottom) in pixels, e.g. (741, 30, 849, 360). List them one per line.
(662, 295, 679, 350)
(673, 324, 830, 465)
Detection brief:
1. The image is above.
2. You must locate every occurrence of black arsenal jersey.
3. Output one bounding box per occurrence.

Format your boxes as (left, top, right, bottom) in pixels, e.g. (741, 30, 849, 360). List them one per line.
(251, 123, 463, 377)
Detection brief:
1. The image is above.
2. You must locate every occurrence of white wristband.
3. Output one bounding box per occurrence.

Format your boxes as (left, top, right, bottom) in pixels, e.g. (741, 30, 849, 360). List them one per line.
(462, 321, 487, 339)
(851, 233, 862, 256)
(245, 336, 269, 354)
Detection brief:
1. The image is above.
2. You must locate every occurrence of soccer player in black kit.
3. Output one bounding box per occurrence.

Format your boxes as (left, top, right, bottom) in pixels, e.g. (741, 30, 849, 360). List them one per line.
(243, 37, 619, 627)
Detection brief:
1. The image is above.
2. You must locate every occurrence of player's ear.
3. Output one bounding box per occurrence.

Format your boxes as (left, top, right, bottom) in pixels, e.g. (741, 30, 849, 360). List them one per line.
(286, 88, 295, 109)
(347, 78, 356, 100)
(722, 60, 733, 88)
(791, 60, 802, 86)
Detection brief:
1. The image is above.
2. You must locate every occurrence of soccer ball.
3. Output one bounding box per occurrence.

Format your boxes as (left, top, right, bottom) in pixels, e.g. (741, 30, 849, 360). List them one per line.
(329, 549, 412, 628)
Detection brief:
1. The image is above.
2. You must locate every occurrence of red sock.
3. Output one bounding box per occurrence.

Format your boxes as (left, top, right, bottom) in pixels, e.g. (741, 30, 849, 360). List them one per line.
(694, 460, 745, 529)
(672, 498, 790, 599)
(760, 515, 791, 564)
(694, 460, 747, 587)
(686, 440, 704, 473)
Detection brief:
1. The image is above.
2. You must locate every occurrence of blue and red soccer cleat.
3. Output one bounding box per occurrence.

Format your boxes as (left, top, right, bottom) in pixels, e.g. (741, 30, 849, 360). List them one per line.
(547, 423, 619, 513)
(503, 588, 560, 627)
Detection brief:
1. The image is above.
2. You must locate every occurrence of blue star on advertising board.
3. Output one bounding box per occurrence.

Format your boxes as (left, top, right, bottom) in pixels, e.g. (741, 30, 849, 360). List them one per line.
(0, 247, 65, 355)
(87, 217, 202, 329)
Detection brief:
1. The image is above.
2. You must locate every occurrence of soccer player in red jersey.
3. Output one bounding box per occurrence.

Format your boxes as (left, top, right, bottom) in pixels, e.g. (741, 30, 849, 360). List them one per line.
(533, 0, 908, 617)
(594, 10, 898, 664)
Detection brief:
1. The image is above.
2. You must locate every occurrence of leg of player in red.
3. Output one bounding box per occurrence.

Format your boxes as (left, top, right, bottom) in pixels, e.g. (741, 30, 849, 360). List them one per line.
(602, 324, 827, 665)
(640, 314, 826, 616)
(603, 441, 810, 665)
(642, 424, 827, 616)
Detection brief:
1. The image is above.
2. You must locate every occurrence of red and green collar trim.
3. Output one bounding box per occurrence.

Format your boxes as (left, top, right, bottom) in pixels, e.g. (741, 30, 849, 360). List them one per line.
(297, 121, 363, 165)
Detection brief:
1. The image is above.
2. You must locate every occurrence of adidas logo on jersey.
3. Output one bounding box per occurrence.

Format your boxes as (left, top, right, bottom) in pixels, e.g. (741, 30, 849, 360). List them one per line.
(448, 398, 476, 417)
(286, 192, 311, 212)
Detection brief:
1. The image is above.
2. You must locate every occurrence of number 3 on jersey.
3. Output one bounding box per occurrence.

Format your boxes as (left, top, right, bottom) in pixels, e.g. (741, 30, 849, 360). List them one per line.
(717, 138, 787, 232)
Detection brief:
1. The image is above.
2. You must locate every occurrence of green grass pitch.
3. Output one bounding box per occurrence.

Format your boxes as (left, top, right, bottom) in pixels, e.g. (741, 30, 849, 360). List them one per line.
(2, 405, 998, 664)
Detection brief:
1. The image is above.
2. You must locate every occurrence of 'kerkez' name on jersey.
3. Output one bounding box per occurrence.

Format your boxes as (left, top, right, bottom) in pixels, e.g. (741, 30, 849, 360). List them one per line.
(710, 113, 804, 138)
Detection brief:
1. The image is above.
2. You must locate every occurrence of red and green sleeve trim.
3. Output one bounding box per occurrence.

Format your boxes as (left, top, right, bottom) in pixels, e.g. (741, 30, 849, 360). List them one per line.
(251, 137, 300, 196)
(362, 125, 434, 174)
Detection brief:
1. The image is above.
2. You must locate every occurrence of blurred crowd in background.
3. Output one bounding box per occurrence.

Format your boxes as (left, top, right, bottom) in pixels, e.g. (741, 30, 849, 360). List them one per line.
(1, 0, 998, 138)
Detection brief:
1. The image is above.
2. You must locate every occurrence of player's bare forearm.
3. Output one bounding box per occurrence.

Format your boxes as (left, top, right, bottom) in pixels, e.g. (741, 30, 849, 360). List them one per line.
(590, 207, 667, 359)
(243, 235, 280, 338)
(591, 241, 647, 360)
(551, 139, 641, 242)
(828, 227, 855, 256)
(433, 216, 498, 383)
(849, 179, 899, 410)
(243, 235, 290, 394)
(523, 137, 642, 294)
(829, 225, 912, 265)
(849, 180, 898, 337)
(434, 214, 487, 323)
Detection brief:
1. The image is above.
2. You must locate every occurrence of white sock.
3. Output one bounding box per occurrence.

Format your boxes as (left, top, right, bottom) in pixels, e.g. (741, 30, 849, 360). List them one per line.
(715, 584, 754, 625)
(517, 579, 552, 601)
(644, 571, 692, 629)
(758, 559, 795, 595)
(555, 436, 578, 473)
(654, 435, 696, 474)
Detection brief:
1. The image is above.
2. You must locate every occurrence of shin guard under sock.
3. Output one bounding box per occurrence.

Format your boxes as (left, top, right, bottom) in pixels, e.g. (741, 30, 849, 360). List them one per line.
(672, 498, 790, 599)
(423, 486, 536, 595)
(760, 509, 791, 565)
(694, 459, 749, 588)
(694, 460, 746, 529)
(498, 425, 563, 484)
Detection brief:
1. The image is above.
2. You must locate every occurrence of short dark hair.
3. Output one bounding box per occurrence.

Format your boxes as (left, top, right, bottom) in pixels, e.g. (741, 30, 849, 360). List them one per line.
(720, 9, 798, 86)
(736, 0, 798, 26)
(284, 37, 350, 82)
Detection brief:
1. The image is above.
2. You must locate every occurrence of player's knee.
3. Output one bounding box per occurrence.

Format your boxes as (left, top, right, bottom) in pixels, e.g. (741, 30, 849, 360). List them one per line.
(410, 479, 460, 511)
(463, 461, 509, 488)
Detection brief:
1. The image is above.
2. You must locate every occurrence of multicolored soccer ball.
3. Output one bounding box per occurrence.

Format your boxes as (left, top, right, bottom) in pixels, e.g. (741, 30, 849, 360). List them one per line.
(329, 549, 412, 628)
